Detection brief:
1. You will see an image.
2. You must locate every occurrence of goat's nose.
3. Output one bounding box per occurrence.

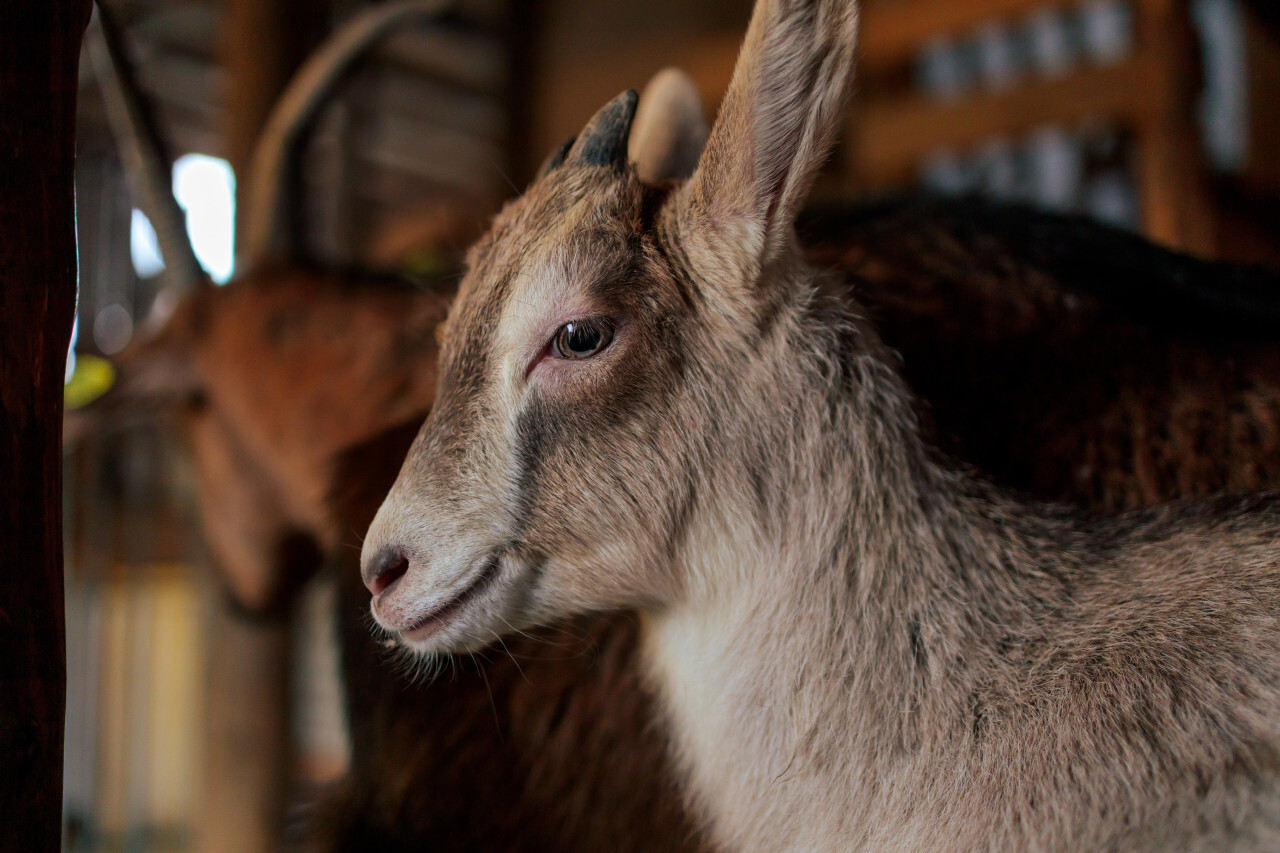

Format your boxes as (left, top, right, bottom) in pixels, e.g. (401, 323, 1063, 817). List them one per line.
(364, 547, 410, 596)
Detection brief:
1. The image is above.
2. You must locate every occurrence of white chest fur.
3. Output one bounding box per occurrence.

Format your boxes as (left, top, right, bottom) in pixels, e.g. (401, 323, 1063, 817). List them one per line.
(644, 590, 860, 852)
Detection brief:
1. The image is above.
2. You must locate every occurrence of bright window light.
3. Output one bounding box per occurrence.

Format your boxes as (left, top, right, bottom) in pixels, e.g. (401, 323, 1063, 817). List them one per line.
(130, 208, 166, 278)
(65, 316, 78, 384)
(173, 153, 236, 284)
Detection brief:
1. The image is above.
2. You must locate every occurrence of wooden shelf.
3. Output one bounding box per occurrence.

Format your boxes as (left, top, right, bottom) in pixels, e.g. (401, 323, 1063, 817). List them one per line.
(860, 0, 1080, 69)
(851, 55, 1160, 188)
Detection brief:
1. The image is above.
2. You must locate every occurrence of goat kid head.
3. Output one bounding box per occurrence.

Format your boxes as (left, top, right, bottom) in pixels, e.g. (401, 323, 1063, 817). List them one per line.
(79, 269, 449, 614)
(362, 0, 861, 653)
(77, 1, 470, 616)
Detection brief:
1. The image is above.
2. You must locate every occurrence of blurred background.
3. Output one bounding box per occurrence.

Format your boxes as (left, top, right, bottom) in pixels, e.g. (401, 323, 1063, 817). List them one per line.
(65, 0, 1280, 850)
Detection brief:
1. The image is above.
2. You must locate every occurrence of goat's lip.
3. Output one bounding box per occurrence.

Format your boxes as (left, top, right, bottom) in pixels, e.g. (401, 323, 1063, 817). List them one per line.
(391, 555, 503, 642)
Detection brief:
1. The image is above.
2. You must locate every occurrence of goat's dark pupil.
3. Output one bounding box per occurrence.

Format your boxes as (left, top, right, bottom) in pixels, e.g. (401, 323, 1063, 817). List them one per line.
(567, 324, 599, 352)
(557, 321, 606, 358)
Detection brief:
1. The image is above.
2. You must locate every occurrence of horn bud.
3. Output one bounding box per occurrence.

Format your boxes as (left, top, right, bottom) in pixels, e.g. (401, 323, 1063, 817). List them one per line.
(566, 90, 639, 168)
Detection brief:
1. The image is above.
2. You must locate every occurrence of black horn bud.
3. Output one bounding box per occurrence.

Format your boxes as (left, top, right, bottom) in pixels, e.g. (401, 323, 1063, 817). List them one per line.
(538, 135, 577, 178)
(567, 89, 639, 168)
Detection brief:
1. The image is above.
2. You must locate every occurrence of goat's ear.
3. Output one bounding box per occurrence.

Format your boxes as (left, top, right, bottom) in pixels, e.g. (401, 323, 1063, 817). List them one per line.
(629, 68, 709, 184)
(676, 0, 858, 289)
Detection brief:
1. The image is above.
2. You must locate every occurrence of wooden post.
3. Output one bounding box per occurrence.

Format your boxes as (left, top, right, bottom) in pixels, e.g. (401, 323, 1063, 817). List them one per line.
(0, 0, 94, 849)
(221, 0, 328, 253)
(198, 3, 327, 851)
(199, 608, 294, 853)
(1132, 0, 1219, 256)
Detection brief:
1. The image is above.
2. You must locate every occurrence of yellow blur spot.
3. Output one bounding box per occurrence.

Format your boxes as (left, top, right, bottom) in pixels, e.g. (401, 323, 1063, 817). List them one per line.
(65, 353, 116, 410)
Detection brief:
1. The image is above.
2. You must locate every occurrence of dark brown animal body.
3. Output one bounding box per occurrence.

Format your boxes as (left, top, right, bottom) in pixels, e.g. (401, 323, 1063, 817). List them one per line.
(802, 198, 1280, 509)
(301, 196, 1280, 851)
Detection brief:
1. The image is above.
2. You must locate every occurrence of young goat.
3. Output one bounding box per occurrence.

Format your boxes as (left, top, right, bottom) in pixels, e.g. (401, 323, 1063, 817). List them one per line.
(361, 0, 1280, 849)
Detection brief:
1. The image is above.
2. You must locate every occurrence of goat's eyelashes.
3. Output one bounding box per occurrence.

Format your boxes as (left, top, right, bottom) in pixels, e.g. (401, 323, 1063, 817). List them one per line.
(550, 319, 614, 360)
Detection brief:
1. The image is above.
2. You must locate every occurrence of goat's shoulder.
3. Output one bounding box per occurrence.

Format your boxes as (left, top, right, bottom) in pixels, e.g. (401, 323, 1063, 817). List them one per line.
(998, 492, 1280, 726)
(967, 492, 1280, 721)
(939, 495, 1280, 849)
(1087, 491, 1280, 591)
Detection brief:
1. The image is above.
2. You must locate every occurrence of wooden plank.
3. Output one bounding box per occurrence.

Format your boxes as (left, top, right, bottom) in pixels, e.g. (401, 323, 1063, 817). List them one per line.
(859, 0, 1079, 69)
(1127, 0, 1216, 255)
(377, 26, 508, 94)
(158, 114, 228, 160)
(358, 111, 505, 182)
(1243, 0, 1280, 36)
(305, 125, 503, 199)
(202, 2, 327, 849)
(137, 52, 223, 116)
(322, 158, 498, 205)
(458, 0, 508, 29)
(0, 0, 92, 849)
(222, 0, 328, 244)
(1241, 7, 1280, 194)
(78, 55, 227, 160)
(851, 0, 1217, 254)
(127, 2, 221, 62)
(343, 69, 506, 139)
(197, 613, 293, 853)
(849, 55, 1158, 188)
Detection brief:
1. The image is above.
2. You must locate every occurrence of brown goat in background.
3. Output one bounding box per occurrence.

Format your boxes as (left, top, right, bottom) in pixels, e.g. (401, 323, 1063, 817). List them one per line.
(85, 0, 462, 615)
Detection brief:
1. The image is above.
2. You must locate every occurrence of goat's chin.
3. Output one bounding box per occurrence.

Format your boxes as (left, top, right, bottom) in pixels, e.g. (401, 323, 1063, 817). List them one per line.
(374, 553, 536, 657)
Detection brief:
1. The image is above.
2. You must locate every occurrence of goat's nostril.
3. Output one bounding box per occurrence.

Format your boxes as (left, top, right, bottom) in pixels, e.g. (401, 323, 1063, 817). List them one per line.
(366, 547, 410, 596)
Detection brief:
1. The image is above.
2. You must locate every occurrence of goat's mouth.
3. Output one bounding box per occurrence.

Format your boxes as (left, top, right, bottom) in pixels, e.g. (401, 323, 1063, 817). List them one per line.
(391, 555, 504, 644)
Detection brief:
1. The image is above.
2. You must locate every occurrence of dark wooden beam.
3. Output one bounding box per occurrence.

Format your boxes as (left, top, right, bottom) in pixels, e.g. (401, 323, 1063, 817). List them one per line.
(220, 0, 328, 246)
(850, 56, 1155, 189)
(1243, 0, 1280, 36)
(201, 3, 328, 850)
(0, 0, 93, 848)
(858, 0, 1075, 70)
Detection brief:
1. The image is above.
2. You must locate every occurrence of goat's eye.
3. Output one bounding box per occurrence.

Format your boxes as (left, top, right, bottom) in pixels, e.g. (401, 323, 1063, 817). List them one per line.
(551, 320, 612, 360)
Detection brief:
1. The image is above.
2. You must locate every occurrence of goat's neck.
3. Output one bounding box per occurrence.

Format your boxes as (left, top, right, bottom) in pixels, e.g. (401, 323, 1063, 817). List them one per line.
(643, 296, 1046, 847)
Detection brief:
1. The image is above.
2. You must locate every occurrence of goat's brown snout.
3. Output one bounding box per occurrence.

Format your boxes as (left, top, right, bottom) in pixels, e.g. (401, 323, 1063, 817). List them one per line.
(364, 547, 409, 596)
